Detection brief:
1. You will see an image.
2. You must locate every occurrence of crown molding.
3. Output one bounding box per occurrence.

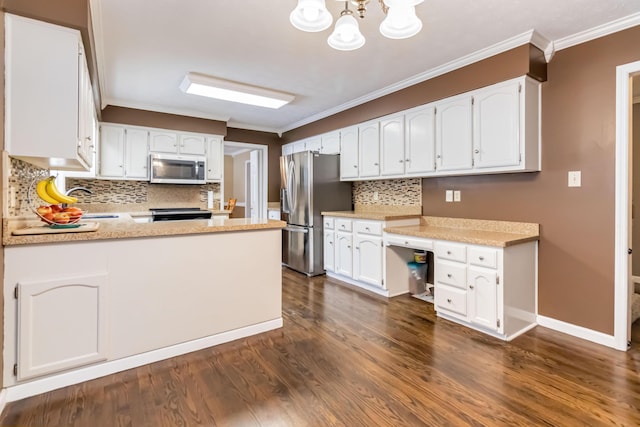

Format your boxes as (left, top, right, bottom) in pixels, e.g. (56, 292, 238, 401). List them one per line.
(280, 29, 551, 134)
(554, 11, 640, 52)
(89, 0, 109, 110)
(226, 120, 281, 135)
(104, 98, 231, 123)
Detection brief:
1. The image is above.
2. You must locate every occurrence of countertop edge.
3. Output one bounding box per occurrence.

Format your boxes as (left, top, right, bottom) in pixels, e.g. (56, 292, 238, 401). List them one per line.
(322, 211, 422, 221)
(383, 226, 540, 248)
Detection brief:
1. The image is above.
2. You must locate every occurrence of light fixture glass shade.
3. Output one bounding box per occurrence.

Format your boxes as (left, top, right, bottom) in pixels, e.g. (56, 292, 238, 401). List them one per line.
(290, 0, 333, 32)
(379, 0, 423, 39)
(327, 14, 365, 51)
(180, 73, 295, 109)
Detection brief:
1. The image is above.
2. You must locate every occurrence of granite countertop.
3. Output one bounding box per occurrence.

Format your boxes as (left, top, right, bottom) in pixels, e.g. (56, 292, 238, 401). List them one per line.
(3, 214, 286, 246)
(384, 216, 539, 247)
(322, 205, 422, 221)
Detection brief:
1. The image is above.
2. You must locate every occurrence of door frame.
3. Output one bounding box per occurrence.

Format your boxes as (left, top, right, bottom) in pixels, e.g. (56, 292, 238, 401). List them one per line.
(614, 60, 640, 351)
(224, 141, 268, 220)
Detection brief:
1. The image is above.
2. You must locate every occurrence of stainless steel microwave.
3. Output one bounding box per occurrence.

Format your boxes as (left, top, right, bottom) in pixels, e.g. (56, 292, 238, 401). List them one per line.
(149, 153, 206, 184)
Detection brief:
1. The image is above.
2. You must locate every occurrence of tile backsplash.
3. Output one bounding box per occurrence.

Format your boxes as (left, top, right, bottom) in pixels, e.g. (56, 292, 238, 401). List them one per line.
(353, 178, 422, 206)
(7, 158, 50, 216)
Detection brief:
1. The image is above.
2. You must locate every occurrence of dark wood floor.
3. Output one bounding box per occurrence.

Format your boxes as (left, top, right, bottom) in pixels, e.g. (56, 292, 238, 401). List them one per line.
(2, 268, 640, 426)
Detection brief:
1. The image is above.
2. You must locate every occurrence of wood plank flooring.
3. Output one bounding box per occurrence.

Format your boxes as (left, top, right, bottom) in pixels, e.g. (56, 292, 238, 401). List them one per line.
(2, 268, 640, 426)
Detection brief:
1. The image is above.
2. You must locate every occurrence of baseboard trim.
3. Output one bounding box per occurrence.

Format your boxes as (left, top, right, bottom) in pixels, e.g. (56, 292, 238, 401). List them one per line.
(0, 389, 8, 417)
(537, 315, 617, 349)
(325, 272, 390, 298)
(3, 318, 283, 402)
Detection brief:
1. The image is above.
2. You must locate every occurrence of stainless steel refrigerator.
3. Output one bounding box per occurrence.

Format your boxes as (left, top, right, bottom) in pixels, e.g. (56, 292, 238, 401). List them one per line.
(281, 151, 352, 276)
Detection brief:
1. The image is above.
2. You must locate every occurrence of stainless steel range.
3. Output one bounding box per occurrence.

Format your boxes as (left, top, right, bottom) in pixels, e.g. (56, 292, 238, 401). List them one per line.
(150, 208, 212, 221)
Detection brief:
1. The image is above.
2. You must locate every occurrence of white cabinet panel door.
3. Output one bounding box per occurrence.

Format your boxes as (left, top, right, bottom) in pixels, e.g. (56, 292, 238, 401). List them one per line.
(468, 267, 498, 331)
(324, 231, 335, 272)
(206, 136, 224, 181)
(179, 134, 207, 155)
(17, 274, 108, 380)
(336, 232, 353, 277)
(320, 131, 340, 154)
(150, 131, 178, 153)
(125, 128, 149, 179)
(354, 235, 383, 287)
(436, 95, 473, 171)
(359, 122, 380, 178)
(340, 126, 359, 180)
(99, 125, 125, 178)
(380, 115, 405, 176)
(405, 106, 436, 175)
(473, 81, 520, 169)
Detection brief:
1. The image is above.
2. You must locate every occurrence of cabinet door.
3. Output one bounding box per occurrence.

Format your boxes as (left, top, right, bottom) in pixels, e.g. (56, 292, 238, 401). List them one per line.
(206, 136, 224, 181)
(340, 126, 359, 179)
(307, 136, 321, 152)
(125, 128, 149, 179)
(180, 134, 207, 155)
(473, 81, 520, 169)
(324, 231, 335, 272)
(435, 95, 473, 171)
(359, 121, 380, 178)
(380, 115, 405, 177)
(282, 143, 294, 156)
(150, 131, 178, 153)
(17, 274, 108, 380)
(467, 267, 498, 331)
(320, 131, 340, 154)
(335, 232, 353, 277)
(354, 235, 383, 287)
(293, 140, 307, 153)
(99, 125, 125, 178)
(405, 105, 436, 175)
(77, 53, 94, 168)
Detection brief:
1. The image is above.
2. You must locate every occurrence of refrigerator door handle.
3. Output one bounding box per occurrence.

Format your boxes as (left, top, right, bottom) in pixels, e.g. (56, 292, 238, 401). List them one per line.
(284, 226, 308, 233)
(287, 161, 296, 211)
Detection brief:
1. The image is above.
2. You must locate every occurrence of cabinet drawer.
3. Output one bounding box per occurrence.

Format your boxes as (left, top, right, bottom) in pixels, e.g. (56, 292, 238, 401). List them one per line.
(323, 217, 335, 230)
(468, 247, 498, 269)
(354, 220, 383, 236)
(384, 234, 434, 251)
(435, 284, 467, 317)
(335, 219, 352, 232)
(436, 242, 467, 262)
(435, 260, 467, 289)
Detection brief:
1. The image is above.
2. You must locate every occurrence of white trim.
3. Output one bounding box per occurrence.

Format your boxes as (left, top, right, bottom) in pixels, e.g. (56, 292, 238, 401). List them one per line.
(89, 0, 108, 110)
(554, 12, 640, 52)
(0, 389, 8, 417)
(280, 29, 551, 134)
(103, 98, 232, 124)
(223, 141, 268, 220)
(537, 315, 617, 348)
(3, 318, 283, 402)
(326, 271, 392, 298)
(614, 61, 640, 351)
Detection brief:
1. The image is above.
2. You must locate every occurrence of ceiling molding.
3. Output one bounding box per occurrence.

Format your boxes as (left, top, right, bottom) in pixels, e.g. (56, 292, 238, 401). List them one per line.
(104, 98, 232, 123)
(279, 29, 550, 134)
(554, 11, 640, 52)
(89, 0, 109, 110)
(226, 120, 280, 135)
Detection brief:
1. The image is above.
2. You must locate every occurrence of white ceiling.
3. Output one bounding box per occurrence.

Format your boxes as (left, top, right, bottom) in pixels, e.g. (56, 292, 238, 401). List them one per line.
(90, 0, 640, 134)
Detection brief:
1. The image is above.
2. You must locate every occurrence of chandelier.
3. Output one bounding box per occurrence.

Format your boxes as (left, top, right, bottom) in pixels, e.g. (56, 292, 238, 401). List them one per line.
(290, 0, 424, 51)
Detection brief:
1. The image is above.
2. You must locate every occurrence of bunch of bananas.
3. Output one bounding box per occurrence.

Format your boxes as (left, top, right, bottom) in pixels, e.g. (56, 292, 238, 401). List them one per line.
(36, 176, 78, 205)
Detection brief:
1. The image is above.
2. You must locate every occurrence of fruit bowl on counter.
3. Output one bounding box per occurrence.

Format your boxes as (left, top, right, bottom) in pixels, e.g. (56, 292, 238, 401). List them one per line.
(29, 176, 84, 227)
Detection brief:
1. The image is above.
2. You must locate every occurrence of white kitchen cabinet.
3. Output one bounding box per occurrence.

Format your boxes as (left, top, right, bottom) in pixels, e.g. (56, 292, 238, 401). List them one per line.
(306, 136, 322, 152)
(5, 14, 94, 171)
(335, 231, 353, 277)
(340, 126, 359, 180)
(320, 131, 340, 155)
(206, 136, 224, 181)
(354, 234, 383, 287)
(149, 131, 179, 153)
(405, 105, 436, 175)
(16, 273, 108, 381)
(324, 230, 335, 271)
(179, 134, 207, 156)
(467, 266, 498, 330)
(282, 143, 294, 156)
(359, 121, 380, 178)
(435, 94, 473, 172)
(99, 124, 149, 180)
(380, 114, 405, 177)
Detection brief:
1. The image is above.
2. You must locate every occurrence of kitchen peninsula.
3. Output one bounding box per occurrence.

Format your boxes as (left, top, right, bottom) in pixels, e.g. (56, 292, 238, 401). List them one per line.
(2, 215, 285, 401)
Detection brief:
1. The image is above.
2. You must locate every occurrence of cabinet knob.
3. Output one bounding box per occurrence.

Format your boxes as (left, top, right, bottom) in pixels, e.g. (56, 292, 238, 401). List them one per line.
(119, 164, 123, 168)
(353, 165, 357, 168)
(479, 256, 484, 261)
(355, 246, 359, 250)
(347, 245, 351, 249)
(405, 241, 409, 245)
(374, 162, 379, 166)
(447, 298, 452, 303)
(399, 160, 403, 163)
(365, 227, 370, 231)
(436, 155, 441, 159)
(447, 250, 452, 255)
(447, 273, 452, 278)
(405, 159, 410, 162)
(474, 149, 480, 154)
(469, 285, 474, 289)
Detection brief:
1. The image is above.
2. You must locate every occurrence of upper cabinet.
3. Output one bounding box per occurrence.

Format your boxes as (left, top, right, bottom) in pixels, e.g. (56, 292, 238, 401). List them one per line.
(99, 124, 149, 180)
(5, 14, 95, 171)
(206, 136, 224, 181)
(336, 75, 540, 181)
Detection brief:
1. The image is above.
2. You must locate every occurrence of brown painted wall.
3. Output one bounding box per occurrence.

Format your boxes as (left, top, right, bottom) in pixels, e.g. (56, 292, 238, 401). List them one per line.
(422, 26, 640, 335)
(282, 45, 545, 143)
(226, 127, 282, 203)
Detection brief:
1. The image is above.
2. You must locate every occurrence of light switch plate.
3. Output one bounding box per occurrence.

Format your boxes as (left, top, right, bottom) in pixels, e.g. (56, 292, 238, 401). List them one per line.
(445, 190, 453, 202)
(454, 190, 461, 202)
(568, 171, 581, 187)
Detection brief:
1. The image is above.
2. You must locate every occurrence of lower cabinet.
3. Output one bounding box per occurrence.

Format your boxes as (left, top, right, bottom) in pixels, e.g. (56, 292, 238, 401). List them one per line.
(17, 273, 108, 380)
(335, 231, 353, 278)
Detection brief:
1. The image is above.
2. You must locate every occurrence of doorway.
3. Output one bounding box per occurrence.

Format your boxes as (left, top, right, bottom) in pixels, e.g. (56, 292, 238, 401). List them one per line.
(614, 61, 640, 351)
(223, 141, 268, 219)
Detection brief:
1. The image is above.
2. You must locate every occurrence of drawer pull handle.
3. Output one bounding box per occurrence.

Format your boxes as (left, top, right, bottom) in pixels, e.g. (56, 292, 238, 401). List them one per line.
(447, 298, 452, 303)
(365, 227, 370, 231)
(479, 256, 485, 261)
(447, 273, 452, 278)
(447, 251, 452, 255)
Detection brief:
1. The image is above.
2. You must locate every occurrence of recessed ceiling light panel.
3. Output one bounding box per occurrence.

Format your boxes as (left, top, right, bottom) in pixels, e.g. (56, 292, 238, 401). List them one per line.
(180, 73, 295, 109)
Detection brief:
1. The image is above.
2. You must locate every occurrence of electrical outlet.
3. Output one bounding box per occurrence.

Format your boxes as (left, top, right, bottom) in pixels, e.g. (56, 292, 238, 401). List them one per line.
(568, 171, 581, 187)
(445, 190, 453, 202)
(373, 191, 379, 201)
(454, 190, 461, 202)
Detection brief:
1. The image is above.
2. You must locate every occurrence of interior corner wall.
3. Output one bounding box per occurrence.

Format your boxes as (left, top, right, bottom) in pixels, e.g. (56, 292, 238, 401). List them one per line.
(422, 25, 640, 335)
